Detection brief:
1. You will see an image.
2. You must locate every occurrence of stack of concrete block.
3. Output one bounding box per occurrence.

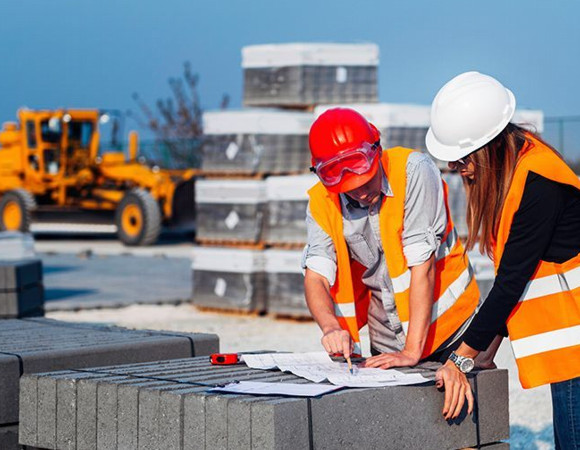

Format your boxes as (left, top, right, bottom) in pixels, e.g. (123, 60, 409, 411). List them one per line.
(201, 110, 313, 175)
(194, 179, 266, 244)
(265, 249, 309, 318)
(468, 247, 496, 301)
(265, 174, 317, 246)
(191, 247, 267, 313)
(0, 318, 219, 448)
(442, 172, 468, 238)
(315, 103, 431, 153)
(243, 43, 379, 108)
(19, 355, 509, 449)
(0, 259, 44, 318)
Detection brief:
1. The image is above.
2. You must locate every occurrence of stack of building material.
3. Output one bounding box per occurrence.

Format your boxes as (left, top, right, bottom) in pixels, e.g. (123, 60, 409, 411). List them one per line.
(442, 172, 468, 238)
(242, 43, 379, 108)
(265, 174, 318, 246)
(19, 355, 510, 449)
(468, 248, 496, 300)
(202, 109, 313, 175)
(315, 103, 431, 152)
(194, 179, 267, 244)
(0, 259, 44, 318)
(264, 249, 309, 317)
(191, 247, 267, 313)
(0, 318, 218, 448)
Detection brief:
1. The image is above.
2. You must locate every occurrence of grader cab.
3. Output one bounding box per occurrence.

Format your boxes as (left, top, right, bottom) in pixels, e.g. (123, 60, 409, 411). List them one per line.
(0, 109, 196, 245)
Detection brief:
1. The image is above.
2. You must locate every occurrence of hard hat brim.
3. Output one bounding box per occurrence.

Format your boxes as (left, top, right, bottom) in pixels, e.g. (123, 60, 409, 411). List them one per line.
(425, 89, 516, 162)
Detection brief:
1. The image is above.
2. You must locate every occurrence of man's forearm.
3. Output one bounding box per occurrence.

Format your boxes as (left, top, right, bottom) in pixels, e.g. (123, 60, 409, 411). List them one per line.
(405, 255, 436, 358)
(304, 269, 341, 333)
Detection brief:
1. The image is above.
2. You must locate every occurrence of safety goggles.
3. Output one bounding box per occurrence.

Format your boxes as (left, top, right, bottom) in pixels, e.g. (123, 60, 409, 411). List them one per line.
(448, 155, 472, 170)
(310, 141, 380, 187)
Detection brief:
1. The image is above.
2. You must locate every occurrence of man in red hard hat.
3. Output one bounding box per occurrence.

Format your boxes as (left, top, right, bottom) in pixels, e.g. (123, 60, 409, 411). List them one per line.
(304, 108, 481, 369)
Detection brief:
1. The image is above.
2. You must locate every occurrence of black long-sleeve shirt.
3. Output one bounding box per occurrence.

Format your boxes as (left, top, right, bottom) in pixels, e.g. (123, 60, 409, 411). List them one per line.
(463, 172, 580, 351)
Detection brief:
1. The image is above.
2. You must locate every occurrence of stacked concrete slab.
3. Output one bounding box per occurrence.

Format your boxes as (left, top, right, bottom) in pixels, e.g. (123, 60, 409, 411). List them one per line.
(194, 179, 267, 244)
(242, 43, 379, 107)
(0, 318, 218, 447)
(264, 174, 317, 246)
(0, 259, 44, 318)
(19, 355, 509, 449)
(201, 110, 313, 175)
(315, 103, 431, 153)
(191, 247, 266, 313)
(264, 249, 308, 318)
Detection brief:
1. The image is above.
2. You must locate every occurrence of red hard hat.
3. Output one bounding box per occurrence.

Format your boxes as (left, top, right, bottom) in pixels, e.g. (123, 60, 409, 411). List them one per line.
(309, 108, 381, 193)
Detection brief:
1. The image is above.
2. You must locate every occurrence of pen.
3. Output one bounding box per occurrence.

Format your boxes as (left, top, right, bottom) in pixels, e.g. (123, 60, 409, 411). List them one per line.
(345, 355, 353, 375)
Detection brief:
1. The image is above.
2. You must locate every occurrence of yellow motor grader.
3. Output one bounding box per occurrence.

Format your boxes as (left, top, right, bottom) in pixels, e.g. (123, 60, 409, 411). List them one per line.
(0, 108, 197, 245)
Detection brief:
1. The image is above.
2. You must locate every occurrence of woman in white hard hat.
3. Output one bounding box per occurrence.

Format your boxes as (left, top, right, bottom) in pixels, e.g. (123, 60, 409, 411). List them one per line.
(425, 71, 580, 449)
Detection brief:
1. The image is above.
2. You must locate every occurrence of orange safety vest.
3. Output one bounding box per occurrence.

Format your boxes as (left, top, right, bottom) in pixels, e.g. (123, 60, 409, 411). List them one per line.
(308, 147, 480, 357)
(494, 136, 580, 389)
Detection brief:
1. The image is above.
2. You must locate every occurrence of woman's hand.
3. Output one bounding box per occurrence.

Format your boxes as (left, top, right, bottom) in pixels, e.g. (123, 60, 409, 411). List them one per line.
(360, 349, 420, 369)
(434, 361, 475, 420)
(321, 329, 353, 357)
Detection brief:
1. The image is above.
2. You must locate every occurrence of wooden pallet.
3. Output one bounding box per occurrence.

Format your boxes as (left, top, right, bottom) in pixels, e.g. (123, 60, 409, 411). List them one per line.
(194, 238, 265, 250)
(265, 241, 306, 250)
(195, 170, 310, 180)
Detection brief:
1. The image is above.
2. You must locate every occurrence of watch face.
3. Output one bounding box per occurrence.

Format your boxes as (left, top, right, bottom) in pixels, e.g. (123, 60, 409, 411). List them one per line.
(460, 358, 475, 373)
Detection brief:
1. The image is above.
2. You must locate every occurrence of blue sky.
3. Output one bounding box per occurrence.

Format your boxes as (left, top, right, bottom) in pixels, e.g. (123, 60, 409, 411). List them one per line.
(2, 0, 580, 156)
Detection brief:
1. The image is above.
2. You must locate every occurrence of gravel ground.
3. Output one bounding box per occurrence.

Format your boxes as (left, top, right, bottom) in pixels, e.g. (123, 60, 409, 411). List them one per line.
(49, 303, 555, 449)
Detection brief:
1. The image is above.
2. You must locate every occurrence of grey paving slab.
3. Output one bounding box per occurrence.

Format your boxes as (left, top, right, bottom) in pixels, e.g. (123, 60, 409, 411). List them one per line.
(0, 284, 44, 319)
(0, 354, 20, 425)
(475, 369, 510, 444)
(36, 375, 57, 449)
(18, 355, 509, 450)
(0, 424, 19, 450)
(40, 253, 192, 311)
(0, 259, 43, 291)
(3, 318, 216, 425)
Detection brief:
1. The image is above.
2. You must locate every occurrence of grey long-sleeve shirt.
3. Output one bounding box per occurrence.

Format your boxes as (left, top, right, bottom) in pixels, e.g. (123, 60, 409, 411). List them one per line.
(302, 152, 476, 353)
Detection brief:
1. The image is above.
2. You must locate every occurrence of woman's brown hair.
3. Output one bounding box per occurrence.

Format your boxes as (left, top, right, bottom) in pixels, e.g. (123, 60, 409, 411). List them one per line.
(463, 123, 560, 259)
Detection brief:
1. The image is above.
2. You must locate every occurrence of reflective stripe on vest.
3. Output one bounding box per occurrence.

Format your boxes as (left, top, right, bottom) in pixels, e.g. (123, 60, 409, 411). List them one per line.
(493, 136, 580, 389)
(308, 147, 479, 358)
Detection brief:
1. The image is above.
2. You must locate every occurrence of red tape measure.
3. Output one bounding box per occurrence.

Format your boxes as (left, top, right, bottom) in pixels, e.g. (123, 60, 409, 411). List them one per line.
(210, 353, 240, 365)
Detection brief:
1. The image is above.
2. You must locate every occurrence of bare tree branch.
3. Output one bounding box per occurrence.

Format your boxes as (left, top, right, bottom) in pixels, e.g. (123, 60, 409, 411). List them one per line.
(130, 62, 228, 168)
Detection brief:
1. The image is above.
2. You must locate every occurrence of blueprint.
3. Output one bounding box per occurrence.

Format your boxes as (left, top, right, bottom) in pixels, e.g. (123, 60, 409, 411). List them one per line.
(241, 352, 429, 387)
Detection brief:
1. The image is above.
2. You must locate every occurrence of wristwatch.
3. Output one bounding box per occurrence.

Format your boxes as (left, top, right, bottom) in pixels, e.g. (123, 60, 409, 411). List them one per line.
(448, 351, 475, 373)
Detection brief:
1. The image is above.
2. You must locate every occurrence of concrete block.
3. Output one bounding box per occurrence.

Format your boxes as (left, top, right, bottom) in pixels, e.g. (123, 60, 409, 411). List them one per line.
(475, 369, 510, 445)
(97, 381, 119, 450)
(0, 424, 19, 450)
(36, 375, 57, 449)
(0, 259, 42, 291)
(18, 374, 37, 446)
(0, 284, 44, 319)
(0, 354, 21, 425)
(1, 318, 217, 426)
(55, 372, 111, 450)
(16, 356, 509, 450)
(251, 398, 310, 450)
(310, 377, 480, 450)
(479, 443, 510, 449)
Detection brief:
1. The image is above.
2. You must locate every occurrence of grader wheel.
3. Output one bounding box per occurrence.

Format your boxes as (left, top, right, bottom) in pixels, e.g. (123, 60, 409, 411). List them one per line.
(115, 189, 161, 246)
(0, 189, 36, 232)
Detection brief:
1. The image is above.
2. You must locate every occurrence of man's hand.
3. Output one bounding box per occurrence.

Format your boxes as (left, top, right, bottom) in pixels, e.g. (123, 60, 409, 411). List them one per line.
(321, 328, 353, 358)
(434, 361, 474, 420)
(360, 349, 420, 369)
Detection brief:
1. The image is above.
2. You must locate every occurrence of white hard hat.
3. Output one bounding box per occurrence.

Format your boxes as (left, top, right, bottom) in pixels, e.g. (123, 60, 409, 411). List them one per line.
(425, 71, 516, 162)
